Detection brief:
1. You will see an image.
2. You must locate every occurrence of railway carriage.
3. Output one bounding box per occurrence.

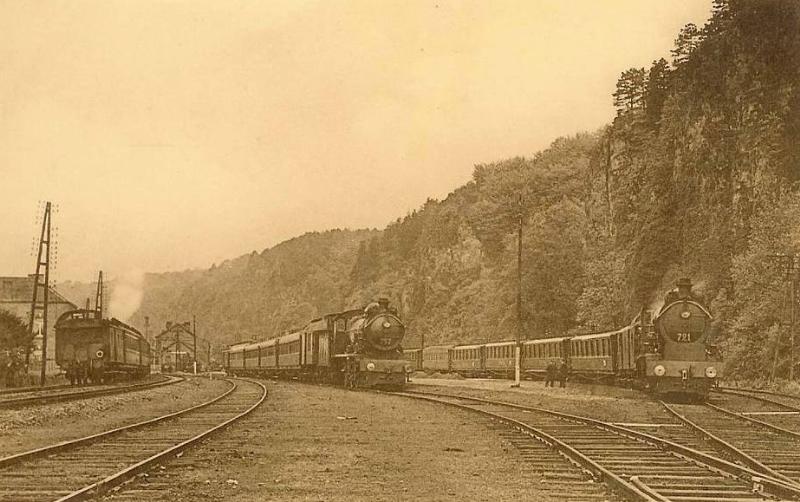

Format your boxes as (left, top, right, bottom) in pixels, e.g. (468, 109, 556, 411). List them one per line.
(450, 344, 484, 377)
(569, 332, 615, 378)
(276, 331, 302, 374)
(55, 309, 151, 384)
(484, 341, 515, 376)
(403, 348, 423, 372)
(520, 336, 569, 376)
(422, 345, 452, 372)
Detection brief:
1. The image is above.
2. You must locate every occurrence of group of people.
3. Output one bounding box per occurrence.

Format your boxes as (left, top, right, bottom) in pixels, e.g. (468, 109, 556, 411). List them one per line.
(544, 358, 568, 388)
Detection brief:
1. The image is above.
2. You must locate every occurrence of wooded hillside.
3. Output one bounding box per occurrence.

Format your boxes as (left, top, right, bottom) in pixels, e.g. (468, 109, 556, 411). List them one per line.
(133, 0, 800, 378)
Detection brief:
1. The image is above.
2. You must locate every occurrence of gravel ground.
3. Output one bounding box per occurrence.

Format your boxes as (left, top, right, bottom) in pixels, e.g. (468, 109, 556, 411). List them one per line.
(105, 380, 616, 502)
(0, 375, 229, 457)
(409, 377, 669, 424)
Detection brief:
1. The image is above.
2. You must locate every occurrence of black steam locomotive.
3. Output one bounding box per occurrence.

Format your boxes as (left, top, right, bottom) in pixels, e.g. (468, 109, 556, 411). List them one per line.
(224, 298, 409, 388)
(406, 279, 721, 397)
(55, 309, 152, 385)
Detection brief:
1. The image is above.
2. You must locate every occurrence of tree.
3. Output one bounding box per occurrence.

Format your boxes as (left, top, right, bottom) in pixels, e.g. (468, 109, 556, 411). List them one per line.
(671, 23, 702, 66)
(0, 311, 30, 351)
(613, 68, 647, 114)
(644, 59, 671, 127)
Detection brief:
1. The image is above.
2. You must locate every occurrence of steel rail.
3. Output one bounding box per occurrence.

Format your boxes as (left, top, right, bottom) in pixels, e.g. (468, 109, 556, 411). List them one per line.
(0, 375, 180, 409)
(0, 378, 266, 501)
(391, 390, 658, 502)
(660, 400, 798, 487)
(716, 386, 800, 410)
(57, 378, 267, 501)
(717, 386, 800, 400)
(0, 383, 72, 396)
(396, 389, 800, 501)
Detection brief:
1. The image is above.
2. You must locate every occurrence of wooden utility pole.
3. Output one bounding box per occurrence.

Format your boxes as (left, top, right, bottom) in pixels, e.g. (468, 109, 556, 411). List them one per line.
(768, 254, 798, 381)
(193, 315, 198, 374)
(513, 193, 523, 387)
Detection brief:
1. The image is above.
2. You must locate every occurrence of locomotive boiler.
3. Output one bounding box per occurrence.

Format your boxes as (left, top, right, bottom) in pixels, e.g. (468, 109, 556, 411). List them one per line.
(338, 297, 408, 388)
(642, 279, 721, 395)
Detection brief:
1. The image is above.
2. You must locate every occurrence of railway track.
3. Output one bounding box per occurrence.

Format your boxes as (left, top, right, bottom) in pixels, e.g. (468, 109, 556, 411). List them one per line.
(0, 377, 266, 501)
(658, 388, 800, 489)
(0, 375, 180, 409)
(0, 383, 72, 396)
(393, 389, 800, 501)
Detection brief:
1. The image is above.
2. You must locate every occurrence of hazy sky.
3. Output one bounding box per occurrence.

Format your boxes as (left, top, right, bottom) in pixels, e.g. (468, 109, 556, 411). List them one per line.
(1, 1, 713, 283)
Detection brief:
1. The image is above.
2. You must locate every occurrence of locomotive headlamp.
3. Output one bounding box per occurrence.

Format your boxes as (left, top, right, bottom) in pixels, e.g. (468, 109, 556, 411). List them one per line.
(383, 321, 391, 329)
(654, 365, 666, 376)
(681, 311, 691, 319)
(705, 366, 717, 378)
(95, 350, 104, 358)
(366, 362, 376, 371)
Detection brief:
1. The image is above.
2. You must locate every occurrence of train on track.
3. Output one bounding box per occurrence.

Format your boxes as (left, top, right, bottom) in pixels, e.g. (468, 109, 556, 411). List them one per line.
(55, 309, 152, 385)
(405, 278, 722, 397)
(224, 298, 410, 388)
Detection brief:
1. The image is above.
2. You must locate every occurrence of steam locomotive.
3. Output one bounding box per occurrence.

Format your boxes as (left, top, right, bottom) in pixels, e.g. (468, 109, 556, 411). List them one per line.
(54, 309, 152, 384)
(224, 298, 409, 388)
(405, 279, 721, 397)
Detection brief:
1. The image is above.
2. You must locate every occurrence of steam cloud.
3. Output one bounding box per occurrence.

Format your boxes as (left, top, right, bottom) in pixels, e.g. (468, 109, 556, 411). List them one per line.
(109, 269, 144, 321)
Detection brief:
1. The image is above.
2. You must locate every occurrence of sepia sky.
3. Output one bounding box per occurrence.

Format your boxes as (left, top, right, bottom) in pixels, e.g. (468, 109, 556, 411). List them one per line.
(0, 1, 713, 283)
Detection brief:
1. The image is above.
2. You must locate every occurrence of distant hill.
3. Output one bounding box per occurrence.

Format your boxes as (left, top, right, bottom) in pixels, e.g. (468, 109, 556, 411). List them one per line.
(129, 229, 379, 351)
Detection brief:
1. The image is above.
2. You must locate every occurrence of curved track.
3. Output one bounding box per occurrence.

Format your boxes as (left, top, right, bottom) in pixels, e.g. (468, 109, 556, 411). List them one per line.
(0, 377, 266, 501)
(0, 376, 180, 409)
(393, 389, 800, 501)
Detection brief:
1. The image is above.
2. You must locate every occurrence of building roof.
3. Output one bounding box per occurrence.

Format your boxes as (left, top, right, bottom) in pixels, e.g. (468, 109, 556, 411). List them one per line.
(0, 275, 77, 306)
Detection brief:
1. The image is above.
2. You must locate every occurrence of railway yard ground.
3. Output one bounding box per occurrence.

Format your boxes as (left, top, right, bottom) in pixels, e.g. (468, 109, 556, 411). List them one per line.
(409, 374, 666, 423)
(0, 376, 229, 456)
(9, 374, 800, 501)
(103, 380, 581, 502)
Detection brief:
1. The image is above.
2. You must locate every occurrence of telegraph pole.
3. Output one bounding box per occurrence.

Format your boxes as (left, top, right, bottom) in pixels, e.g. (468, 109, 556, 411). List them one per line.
(513, 193, 523, 388)
(192, 315, 197, 374)
(95, 271, 104, 317)
(768, 254, 798, 381)
(27, 202, 53, 386)
(792, 273, 797, 382)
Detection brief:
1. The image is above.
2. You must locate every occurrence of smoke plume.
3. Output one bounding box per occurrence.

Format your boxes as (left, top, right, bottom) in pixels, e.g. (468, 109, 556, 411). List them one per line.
(109, 269, 144, 321)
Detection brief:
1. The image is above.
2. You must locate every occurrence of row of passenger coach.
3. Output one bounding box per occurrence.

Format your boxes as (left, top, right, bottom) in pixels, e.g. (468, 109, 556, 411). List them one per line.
(403, 327, 638, 380)
(226, 330, 305, 377)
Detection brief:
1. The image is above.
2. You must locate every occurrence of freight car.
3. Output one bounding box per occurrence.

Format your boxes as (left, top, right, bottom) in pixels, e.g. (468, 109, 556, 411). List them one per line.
(224, 298, 411, 388)
(55, 309, 151, 385)
(409, 279, 721, 397)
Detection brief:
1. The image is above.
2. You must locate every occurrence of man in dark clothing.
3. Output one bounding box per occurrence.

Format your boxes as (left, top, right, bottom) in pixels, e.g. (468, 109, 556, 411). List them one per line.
(558, 359, 568, 388)
(545, 361, 556, 387)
